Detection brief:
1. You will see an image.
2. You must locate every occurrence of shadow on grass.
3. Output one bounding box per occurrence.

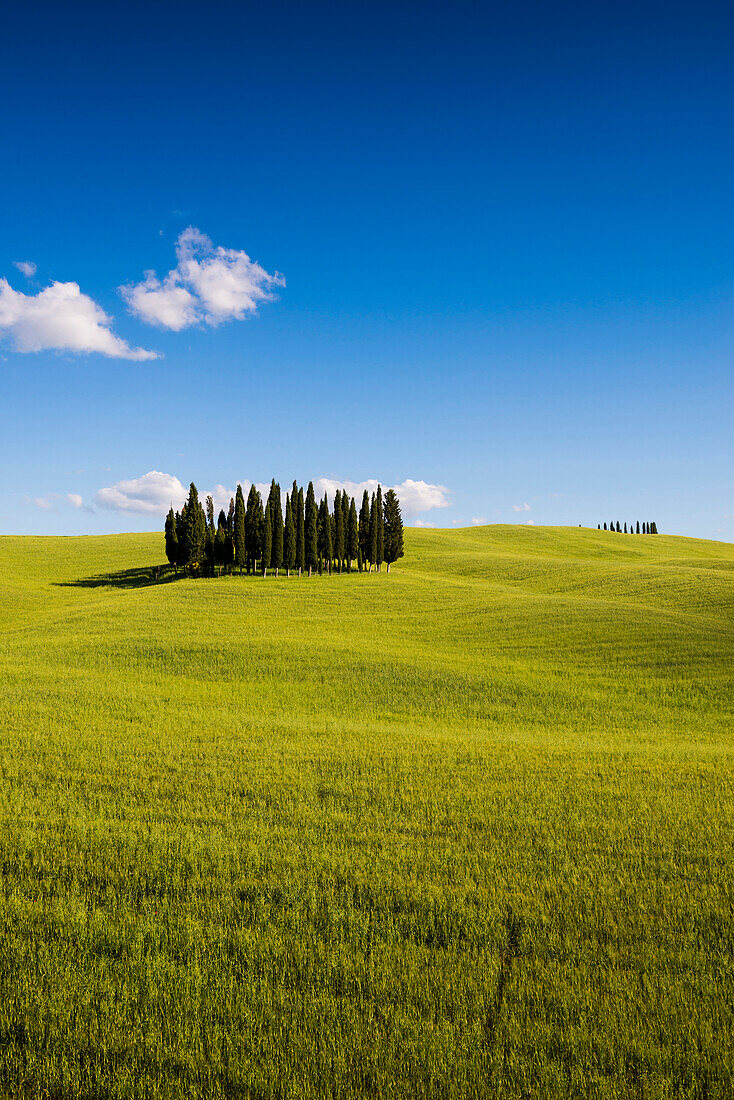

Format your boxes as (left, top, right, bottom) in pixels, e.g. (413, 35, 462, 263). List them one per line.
(56, 566, 183, 590)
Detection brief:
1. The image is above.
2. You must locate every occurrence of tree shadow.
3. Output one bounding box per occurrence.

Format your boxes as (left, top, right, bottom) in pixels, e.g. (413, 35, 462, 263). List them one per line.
(56, 565, 183, 590)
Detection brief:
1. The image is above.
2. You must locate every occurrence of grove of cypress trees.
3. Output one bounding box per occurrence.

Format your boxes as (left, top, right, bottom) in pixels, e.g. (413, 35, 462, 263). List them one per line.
(234, 484, 246, 572)
(284, 494, 296, 577)
(296, 486, 305, 576)
(333, 489, 345, 573)
(262, 501, 272, 577)
(383, 488, 404, 572)
(305, 482, 318, 576)
(347, 497, 358, 573)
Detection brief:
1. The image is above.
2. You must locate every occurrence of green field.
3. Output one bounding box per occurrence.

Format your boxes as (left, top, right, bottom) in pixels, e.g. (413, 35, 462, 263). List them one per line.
(0, 525, 732, 1099)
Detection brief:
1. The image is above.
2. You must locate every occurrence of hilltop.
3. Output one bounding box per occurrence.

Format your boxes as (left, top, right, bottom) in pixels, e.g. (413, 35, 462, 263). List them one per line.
(0, 525, 732, 1097)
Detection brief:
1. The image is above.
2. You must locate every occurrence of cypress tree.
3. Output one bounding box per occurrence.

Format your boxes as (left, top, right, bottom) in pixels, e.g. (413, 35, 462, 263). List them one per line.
(597, 523, 600, 529)
(304, 482, 318, 576)
(175, 508, 186, 568)
(262, 501, 272, 577)
(165, 508, 178, 569)
(296, 487, 305, 575)
(234, 484, 246, 572)
(284, 494, 296, 576)
(271, 483, 284, 577)
(341, 491, 350, 571)
(183, 483, 206, 569)
(245, 485, 263, 573)
(227, 497, 235, 533)
(375, 485, 384, 571)
(333, 489, 345, 573)
(368, 493, 378, 571)
(383, 488, 404, 573)
(359, 490, 370, 565)
(616, 521, 621, 532)
(214, 515, 227, 575)
(636, 521, 640, 534)
(347, 498, 359, 573)
(651, 521, 658, 534)
(318, 494, 333, 573)
(624, 522, 627, 533)
(206, 495, 215, 532)
(603, 522, 607, 530)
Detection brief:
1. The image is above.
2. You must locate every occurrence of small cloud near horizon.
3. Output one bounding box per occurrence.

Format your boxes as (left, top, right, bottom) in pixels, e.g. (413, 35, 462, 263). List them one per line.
(513, 502, 531, 512)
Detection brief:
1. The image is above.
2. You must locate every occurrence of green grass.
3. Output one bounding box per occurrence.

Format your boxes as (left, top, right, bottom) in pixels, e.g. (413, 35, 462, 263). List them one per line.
(0, 525, 732, 1099)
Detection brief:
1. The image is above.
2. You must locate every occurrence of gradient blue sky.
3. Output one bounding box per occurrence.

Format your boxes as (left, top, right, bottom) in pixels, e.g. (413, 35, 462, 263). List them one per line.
(1, 0, 732, 538)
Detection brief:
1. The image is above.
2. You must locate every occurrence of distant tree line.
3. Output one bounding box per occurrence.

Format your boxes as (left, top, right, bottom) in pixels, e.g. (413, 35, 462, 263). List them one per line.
(164, 480, 404, 577)
(597, 521, 658, 534)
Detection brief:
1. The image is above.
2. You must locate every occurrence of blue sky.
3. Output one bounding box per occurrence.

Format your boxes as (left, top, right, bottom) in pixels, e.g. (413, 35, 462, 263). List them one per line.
(1, 0, 732, 538)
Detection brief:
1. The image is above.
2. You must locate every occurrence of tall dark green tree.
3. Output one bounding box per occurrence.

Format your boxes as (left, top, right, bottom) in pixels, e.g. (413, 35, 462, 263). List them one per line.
(368, 492, 378, 571)
(245, 485, 264, 573)
(347, 498, 359, 573)
(375, 485, 384, 571)
(271, 483, 284, 577)
(636, 521, 640, 534)
(206, 495, 215, 532)
(318, 494, 333, 573)
(296, 487, 305, 575)
(234, 484, 246, 572)
(214, 513, 227, 575)
(262, 501, 273, 577)
(359, 490, 370, 565)
(283, 494, 296, 576)
(341, 491, 350, 570)
(183, 483, 206, 568)
(304, 482, 318, 576)
(383, 488, 404, 573)
(165, 508, 178, 569)
(333, 489, 345, 573)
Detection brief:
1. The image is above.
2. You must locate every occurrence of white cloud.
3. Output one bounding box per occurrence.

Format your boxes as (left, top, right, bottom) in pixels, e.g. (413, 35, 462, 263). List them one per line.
(67, 493, 84, 508)
(14, 261, 36, 278)
(512, 502, 531, 512)
(414, 519, 436, 528)
(0, 278, 158, 360)
(314, 477, 450, 516)
(93, 471, 188, 515)
(121, 227, 284, 330)
(471, 516, 488, 526)
(31, 494, 59, 511)
(525, 519, 535, 525)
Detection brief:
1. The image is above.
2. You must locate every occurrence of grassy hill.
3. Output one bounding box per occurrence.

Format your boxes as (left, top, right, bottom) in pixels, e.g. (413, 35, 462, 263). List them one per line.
(0, 526, 732, 1098)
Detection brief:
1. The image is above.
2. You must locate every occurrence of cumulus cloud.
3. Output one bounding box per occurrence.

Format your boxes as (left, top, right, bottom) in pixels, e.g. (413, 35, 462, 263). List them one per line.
(414, 519, 436, 528)
(512, 502, 531, 512)
(121, 227, 284, 330)
(93, 471, 188, 515)
(31, 494, 59, 511)
(314, 477, 450, 516)
(14, 261, 36, 278)
(0, 278, 158, 360)
(67, 493, 84, 508)
(471, 516, 488, 526)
